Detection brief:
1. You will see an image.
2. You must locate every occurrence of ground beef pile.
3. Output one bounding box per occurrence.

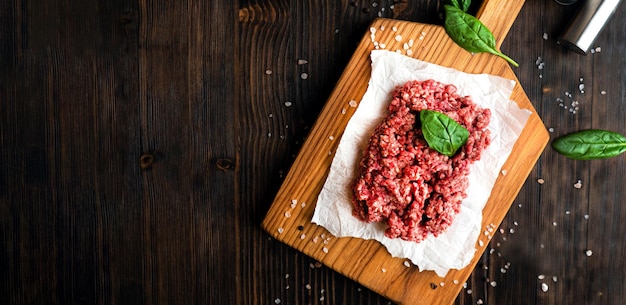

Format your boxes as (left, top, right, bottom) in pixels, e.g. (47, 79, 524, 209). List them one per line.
(352, 79, 491, 243)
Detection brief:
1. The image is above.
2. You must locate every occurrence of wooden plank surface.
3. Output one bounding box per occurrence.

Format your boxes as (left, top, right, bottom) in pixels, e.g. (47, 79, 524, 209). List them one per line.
(261, 0, 549, 304)
(2, 0, 626, 304)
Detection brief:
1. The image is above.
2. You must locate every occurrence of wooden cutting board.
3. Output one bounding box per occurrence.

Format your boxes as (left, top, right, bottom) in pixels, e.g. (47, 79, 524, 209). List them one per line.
(262, 0, 548, 304)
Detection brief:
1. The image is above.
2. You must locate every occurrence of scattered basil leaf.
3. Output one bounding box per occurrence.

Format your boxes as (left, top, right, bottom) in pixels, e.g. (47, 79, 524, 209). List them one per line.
(443, 5, 519, 67)
(420, 109, 469, 157)
(552, 129, 626, 160)
(449, 0, 471, 12)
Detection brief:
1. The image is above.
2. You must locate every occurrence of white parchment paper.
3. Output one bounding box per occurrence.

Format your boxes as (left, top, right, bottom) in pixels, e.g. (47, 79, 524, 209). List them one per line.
(311, 50, 532, 277)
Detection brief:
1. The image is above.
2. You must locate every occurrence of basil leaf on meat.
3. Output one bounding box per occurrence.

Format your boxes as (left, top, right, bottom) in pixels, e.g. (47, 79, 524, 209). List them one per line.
(420, 109, 469, 157)
(449, 0, 471, 12)
(443, 5, 519, 67)
(552, 129, 626, 160)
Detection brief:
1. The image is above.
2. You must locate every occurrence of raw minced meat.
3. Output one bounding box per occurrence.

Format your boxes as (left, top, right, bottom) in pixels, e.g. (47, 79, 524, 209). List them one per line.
(352, 79, 491, 242)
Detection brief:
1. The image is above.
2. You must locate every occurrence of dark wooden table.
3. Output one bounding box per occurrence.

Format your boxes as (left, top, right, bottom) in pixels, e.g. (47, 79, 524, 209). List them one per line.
(2, 0, 625, 304)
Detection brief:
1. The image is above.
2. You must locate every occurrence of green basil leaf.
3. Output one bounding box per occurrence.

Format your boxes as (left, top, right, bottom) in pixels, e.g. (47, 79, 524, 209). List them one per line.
(420, 110, 469, 157)
(443, 5, 519, 67)
(552, 129, 626, 160)
(449, 0, 471, 12)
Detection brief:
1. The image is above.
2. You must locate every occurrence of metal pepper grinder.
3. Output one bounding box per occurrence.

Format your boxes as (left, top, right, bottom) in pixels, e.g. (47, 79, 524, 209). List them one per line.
(558, 0, 623, 54)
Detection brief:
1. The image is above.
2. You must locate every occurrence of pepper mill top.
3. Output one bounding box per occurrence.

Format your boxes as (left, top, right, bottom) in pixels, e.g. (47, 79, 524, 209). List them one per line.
(558, 0, 623, 54)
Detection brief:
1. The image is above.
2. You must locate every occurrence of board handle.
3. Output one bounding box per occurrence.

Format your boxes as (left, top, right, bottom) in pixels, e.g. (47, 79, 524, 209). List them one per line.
(476, 0, 526, 48)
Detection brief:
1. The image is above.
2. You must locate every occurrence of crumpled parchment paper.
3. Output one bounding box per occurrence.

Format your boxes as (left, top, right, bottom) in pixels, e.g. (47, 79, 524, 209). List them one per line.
(311, 50, 532, 277)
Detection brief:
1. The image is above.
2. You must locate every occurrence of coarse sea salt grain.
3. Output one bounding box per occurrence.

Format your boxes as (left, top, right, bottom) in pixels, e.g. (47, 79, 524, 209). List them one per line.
(586, 249, 593, 256)
(536, 57, 545, 69)
(541, 283, 549, 292)
(348, 99, 358, 107)
(574, 180, 582, 189)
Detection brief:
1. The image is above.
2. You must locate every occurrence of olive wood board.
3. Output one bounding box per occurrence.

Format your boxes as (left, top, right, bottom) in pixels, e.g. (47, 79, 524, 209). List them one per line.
(262, 0, 548, 304)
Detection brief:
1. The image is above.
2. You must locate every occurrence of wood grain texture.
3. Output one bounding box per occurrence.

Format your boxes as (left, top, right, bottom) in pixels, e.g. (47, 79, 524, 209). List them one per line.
(1, 0, 625, 304)
(481, 1, 626, 304)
